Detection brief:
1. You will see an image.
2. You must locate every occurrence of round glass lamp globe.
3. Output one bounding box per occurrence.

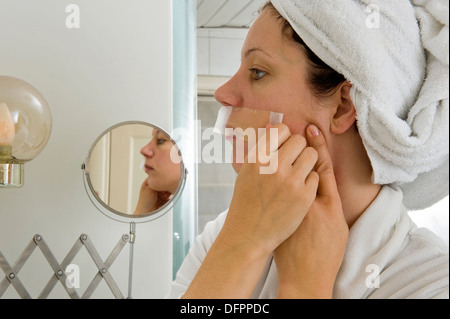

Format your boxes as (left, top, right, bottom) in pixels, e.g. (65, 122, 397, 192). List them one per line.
(0, 76, 52, 187)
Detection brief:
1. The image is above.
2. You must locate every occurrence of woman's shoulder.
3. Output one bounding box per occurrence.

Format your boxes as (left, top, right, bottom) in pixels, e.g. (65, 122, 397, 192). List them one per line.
(371, 226, 449, 299)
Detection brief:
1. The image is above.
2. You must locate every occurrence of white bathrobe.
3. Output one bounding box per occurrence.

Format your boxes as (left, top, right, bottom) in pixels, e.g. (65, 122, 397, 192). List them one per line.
(167, 186, 449, 299)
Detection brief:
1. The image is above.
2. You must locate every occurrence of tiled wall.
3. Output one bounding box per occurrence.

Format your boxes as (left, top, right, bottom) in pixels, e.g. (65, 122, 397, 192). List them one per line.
(197, 28, 247, 77)
(197, 28, 248, 232)
(197, 98, 237, 232)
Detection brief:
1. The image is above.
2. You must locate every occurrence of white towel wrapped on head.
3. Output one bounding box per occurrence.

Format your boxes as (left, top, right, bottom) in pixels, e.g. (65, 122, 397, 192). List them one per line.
(271, 0, 449, 210)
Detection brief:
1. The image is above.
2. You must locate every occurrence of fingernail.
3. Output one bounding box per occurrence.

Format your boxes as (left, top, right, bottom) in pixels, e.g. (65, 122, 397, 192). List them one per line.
(308, 125, 320, 137)
(266, 124, 272, 130)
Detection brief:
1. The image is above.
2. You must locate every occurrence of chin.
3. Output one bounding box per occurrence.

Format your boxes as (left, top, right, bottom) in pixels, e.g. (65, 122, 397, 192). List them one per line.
(147, 180, 162, 192)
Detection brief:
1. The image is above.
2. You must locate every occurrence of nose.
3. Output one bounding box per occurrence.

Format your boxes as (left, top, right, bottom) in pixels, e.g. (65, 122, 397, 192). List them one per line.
(214, 73, 243, 107)
(140, 141, 154, 158)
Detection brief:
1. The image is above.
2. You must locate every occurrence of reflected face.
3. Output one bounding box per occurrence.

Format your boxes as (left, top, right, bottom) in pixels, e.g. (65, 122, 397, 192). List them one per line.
(140, 130, 181, 194)
(214, 8, 329, 172)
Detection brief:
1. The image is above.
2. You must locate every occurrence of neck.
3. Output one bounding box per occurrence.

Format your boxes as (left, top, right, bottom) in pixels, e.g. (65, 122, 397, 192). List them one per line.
(330, 130, 381, 228)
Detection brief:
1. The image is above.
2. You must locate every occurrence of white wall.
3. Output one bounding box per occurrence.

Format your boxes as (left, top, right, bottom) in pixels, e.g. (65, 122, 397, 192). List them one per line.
(0, 0, 173, 298)
(409, 197, 449, 246)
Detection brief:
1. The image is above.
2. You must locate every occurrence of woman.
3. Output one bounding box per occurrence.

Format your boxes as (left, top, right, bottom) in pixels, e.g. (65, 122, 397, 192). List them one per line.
(168, 0, 449, 298)
(134, 129, 181, 215)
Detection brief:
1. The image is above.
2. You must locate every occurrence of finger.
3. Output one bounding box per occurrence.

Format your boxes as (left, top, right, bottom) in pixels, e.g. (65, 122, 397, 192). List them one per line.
(264, 123, 291, 153)
(277, 134, 307, 167)
(159, 191, 172, 202)
(292, 146, 318, 181)
(305, 170, 319, 194)
(248, 123, 291, 164)
(142, 179, 149, 190)
(306, 124, 338, 197)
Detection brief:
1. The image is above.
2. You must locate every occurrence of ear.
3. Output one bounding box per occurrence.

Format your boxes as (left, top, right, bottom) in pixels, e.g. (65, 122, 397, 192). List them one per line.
(330, 81, 357, 135)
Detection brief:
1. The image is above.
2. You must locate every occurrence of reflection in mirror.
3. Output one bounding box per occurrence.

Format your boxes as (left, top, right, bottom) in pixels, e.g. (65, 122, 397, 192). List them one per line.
(134, 128, 182, 215)
(84, 122, 185, 222)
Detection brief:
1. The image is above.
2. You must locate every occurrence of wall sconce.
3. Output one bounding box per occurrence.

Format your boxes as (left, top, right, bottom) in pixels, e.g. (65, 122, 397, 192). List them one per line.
(0, 76, 52, 188)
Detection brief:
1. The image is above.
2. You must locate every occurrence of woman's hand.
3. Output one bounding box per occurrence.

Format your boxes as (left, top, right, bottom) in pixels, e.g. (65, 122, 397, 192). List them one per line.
(222, 123, 320, 257)
(183, 123, 320, 299)
(134, 179, 171, 215)
(274, 125, 349, 299)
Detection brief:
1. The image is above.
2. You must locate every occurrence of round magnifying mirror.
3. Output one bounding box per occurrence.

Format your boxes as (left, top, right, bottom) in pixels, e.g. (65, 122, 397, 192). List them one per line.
(82, 121, 187, 223)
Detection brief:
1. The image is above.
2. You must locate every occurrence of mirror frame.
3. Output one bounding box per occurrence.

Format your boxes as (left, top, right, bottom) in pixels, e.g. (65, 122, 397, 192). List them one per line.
(82, 121, 187, 223)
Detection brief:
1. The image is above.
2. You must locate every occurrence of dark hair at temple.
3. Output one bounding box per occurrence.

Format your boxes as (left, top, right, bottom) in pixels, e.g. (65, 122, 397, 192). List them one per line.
(261, 2, 346, 98)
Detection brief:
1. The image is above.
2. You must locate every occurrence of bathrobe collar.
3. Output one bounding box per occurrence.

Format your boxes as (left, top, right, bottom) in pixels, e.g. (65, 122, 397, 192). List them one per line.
(333, 185, 412, 298)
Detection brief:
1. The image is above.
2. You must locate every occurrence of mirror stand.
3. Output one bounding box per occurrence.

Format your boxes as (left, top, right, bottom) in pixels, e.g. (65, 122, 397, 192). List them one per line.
(127, 222, 136, 299)
(82, 121, 188, 298)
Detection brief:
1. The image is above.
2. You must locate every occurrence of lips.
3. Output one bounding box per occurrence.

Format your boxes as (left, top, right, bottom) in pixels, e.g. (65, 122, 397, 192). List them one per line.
(144, 164, 154, 173)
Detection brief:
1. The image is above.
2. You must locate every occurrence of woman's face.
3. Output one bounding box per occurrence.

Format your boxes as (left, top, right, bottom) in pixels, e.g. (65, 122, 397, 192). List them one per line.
(215, 8, 330, 172)
(140, 130, 181, 194)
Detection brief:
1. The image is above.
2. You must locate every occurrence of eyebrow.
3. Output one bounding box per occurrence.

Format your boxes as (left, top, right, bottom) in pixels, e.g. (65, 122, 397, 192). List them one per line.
(151, 129, 160, 137)
(244, 47, 273, 59)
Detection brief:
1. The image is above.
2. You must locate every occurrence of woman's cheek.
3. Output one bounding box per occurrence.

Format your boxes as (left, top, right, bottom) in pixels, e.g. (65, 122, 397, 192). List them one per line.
(281, 117, 308, 137)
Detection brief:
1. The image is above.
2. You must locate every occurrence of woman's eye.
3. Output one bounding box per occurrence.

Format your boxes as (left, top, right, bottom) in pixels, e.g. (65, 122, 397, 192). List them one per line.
(157, 139, 166, 145)
(250, 68, 267, 80)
